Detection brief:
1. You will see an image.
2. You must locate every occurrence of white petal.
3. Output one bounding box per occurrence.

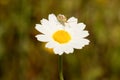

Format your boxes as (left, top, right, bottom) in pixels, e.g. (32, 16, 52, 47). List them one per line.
(80, 31, 89, 37)
(77, 23, 86, 30)
(76, 39, 90, 45)
(45, 41, 58, 48)
(70, 23, 86, 32)
(64, 46, 74, 54)
(67, 17, 78, 24)
(40, 19, 49, 26)
(72, 43, 83, 49)
(35, 35, 50, 42)
(81, 39, 90, 45)
(70, 39, 90, 49)
(48, 14, 58, 22)
(53, 46, 64, 55)
(68, 25, 89, 38)
(35, 24, 60, 35)
(35, 24, 47, 34)
(73, 31, 89, 38)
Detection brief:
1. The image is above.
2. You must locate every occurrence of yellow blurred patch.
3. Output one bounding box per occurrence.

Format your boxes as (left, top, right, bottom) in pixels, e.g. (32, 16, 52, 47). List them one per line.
(42, 43, 54, 54)
(0, 0, 10, 5)
(94, 0, 108, 6)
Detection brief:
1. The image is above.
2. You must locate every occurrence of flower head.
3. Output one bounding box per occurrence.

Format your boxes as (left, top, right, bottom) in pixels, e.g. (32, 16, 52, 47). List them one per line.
(35, 14, 90, 55)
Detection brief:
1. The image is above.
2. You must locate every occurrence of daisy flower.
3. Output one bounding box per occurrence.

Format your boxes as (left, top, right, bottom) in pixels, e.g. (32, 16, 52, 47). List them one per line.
(35, 14, 90, 55)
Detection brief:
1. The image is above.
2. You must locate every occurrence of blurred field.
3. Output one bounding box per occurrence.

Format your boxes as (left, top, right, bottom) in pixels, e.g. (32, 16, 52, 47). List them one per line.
(0, 0, 120, 80)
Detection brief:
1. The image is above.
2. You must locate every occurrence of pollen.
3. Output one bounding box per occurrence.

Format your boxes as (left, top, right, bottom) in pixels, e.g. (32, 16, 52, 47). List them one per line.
(52, 30, 71, 44)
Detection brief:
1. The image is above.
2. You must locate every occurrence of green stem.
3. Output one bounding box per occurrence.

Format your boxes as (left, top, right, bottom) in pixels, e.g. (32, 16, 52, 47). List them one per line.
(59, 55, 64, 80)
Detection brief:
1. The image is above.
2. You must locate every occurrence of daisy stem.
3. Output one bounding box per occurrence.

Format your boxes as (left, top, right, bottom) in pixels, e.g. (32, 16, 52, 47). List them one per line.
(59, 55, 64, 80)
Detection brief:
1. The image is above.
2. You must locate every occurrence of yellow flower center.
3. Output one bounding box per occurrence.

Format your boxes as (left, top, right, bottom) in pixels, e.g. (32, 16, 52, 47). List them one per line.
(52, 30, 71, 44)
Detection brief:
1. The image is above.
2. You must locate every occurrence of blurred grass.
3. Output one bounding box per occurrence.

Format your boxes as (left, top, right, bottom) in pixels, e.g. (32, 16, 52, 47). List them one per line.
(0, 0, 120, 80)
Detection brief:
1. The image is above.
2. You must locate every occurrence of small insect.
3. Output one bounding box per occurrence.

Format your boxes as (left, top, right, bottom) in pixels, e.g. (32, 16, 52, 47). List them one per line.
(57, 14, 67, 25)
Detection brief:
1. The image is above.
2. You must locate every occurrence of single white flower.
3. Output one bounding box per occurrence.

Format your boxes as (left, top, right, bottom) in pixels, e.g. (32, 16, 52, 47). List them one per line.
(35, 14, 90, 55)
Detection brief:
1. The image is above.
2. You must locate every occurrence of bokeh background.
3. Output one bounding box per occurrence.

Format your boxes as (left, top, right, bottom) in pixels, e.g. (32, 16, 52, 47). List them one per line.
(0, 0, 120, 80)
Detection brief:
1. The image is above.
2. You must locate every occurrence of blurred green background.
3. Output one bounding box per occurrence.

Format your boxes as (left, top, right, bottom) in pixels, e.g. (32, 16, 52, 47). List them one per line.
(0, 0, 120, 80)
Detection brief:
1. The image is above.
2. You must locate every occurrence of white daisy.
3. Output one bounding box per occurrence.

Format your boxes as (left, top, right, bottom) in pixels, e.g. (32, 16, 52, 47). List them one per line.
(35, 14, 90, 55)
